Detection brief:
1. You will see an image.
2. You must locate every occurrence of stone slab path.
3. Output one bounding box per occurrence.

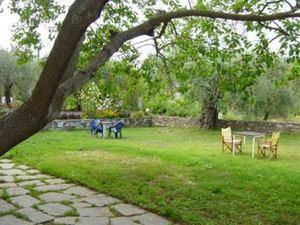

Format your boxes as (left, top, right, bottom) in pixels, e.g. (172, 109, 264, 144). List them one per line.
(0, 159, 172, 225)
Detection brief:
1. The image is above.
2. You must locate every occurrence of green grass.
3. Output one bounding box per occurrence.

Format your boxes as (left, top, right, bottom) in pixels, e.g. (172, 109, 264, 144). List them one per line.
(25, 185, 43, 199)
(0, 188, 10, 201)
(0, 210, 30, 221)
(63, 208, 79, 217)
(3, 128, 300, 225)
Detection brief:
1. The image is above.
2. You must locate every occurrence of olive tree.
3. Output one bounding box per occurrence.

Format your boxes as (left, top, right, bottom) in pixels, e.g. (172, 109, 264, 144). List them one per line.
(0, 50, 20, 106)
(230, 60, 300, 120)
(0, 49, 40, 106)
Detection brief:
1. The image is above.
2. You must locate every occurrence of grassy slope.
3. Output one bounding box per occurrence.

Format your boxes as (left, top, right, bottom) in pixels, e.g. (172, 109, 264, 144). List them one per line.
(3, 128, 300, 225)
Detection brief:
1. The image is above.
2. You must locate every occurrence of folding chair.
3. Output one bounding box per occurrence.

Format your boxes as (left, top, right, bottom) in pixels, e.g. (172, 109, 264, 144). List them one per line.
(221, 127, 242, 153)
(258, 132, 280, 159)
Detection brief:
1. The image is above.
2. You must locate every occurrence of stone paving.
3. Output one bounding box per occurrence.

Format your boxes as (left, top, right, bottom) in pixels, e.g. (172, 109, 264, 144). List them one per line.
(0, 159, 172, 225)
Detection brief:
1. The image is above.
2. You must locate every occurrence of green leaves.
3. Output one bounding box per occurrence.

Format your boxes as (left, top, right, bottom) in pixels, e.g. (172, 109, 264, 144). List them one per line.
(9, 0, 64, 62)
(231, 0, 247, 12)
(232, 61, 298, 120)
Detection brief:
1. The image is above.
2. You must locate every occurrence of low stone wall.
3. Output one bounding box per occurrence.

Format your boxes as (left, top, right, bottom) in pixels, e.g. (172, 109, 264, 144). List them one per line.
(44, 119, 90, 130)
(151, 116, 200, 128)
(125, 118, 151, 127)
(217, 119, 300, 133)
(44, 117, 300, 133)
(44, 118, 151, 130)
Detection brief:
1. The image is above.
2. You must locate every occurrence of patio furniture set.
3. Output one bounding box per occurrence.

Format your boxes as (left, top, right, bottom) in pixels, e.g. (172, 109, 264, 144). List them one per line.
(89, 119, 280, 158)
(221, 127, 280, 159)
(89, 119, 124, 139)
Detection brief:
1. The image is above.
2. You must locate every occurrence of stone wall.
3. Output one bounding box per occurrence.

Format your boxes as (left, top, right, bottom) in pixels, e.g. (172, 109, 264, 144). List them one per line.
(45, 117, 300, 133)
(151, 116, 200, 128)
(217, 119, 300, 133)
(44, 119, 89, 130)
(44, 118, 151, 131)
(124, 117, 151, 127)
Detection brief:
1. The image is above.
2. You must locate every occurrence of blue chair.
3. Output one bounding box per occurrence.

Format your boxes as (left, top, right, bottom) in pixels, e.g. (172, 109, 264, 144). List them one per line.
(109, 121, 124, 139)
(89, 119, 103, 137)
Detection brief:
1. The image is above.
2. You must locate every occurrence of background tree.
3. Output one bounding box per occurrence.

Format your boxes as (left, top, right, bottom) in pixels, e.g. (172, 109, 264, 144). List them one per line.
(142, 54, 299, 123)
(141, 18, 279, 128)
(0, 49, 40, 107)
(229, 60, 300, 121)
(16, 62, 40, 103)
(0, 50, 20, 106)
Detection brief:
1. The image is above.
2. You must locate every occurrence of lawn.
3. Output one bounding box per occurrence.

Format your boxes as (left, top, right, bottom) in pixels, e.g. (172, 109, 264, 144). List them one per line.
(2, 128, 300, 225)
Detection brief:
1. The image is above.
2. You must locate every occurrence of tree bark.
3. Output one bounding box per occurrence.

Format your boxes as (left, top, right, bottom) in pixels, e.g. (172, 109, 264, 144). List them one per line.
(4, 84, 13, 107)
(200, 96, 219, 129)
(263, 111, 270, 121)
(0, 5, 299, 155)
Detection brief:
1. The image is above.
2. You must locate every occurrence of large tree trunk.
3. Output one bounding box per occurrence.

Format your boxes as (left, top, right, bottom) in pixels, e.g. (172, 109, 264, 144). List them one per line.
(200, 97, 219, 129)
(4, 84, 13, 107)
(263, 111, 270, 121)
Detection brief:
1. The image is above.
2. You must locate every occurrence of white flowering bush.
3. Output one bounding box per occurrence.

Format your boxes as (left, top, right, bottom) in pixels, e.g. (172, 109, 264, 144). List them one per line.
(80, 82, 114, 118)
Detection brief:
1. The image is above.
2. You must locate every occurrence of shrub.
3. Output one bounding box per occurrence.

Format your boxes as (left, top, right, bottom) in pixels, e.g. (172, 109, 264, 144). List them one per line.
(64, 96, 79, 111)
(130, 111, 145, 118)
(95, 109, 119, 119)
(59, 113, 81, 119)
(146, 96, 201, 117)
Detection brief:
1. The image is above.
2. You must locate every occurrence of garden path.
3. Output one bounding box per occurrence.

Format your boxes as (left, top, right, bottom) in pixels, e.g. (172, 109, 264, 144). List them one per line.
(0, 159, 172, 225)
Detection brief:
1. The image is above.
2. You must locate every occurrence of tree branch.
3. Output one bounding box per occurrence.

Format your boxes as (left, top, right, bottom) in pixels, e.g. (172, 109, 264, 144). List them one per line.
(258, 21, 291, 36)
(50, 8, 300, 115)
(48, 35, 85, 119)
(258, 21, 299, 43)
(259, 1, 282, 14)
(170, 21, 179, 36)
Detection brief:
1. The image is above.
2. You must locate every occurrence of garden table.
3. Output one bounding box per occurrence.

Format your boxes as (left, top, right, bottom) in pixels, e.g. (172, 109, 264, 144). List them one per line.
(233, 131, 265, 159)
(101, 121, 114, 139)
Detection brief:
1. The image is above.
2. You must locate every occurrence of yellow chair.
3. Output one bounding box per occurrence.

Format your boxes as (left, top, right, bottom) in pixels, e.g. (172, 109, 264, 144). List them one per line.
(221, 127, 242, 153)
(257, 132, 280, 159)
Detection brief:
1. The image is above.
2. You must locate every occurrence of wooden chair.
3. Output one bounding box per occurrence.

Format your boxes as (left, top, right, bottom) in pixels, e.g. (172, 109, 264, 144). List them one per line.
(257, 132, 280, 159)
(221, 127, 242, 153)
